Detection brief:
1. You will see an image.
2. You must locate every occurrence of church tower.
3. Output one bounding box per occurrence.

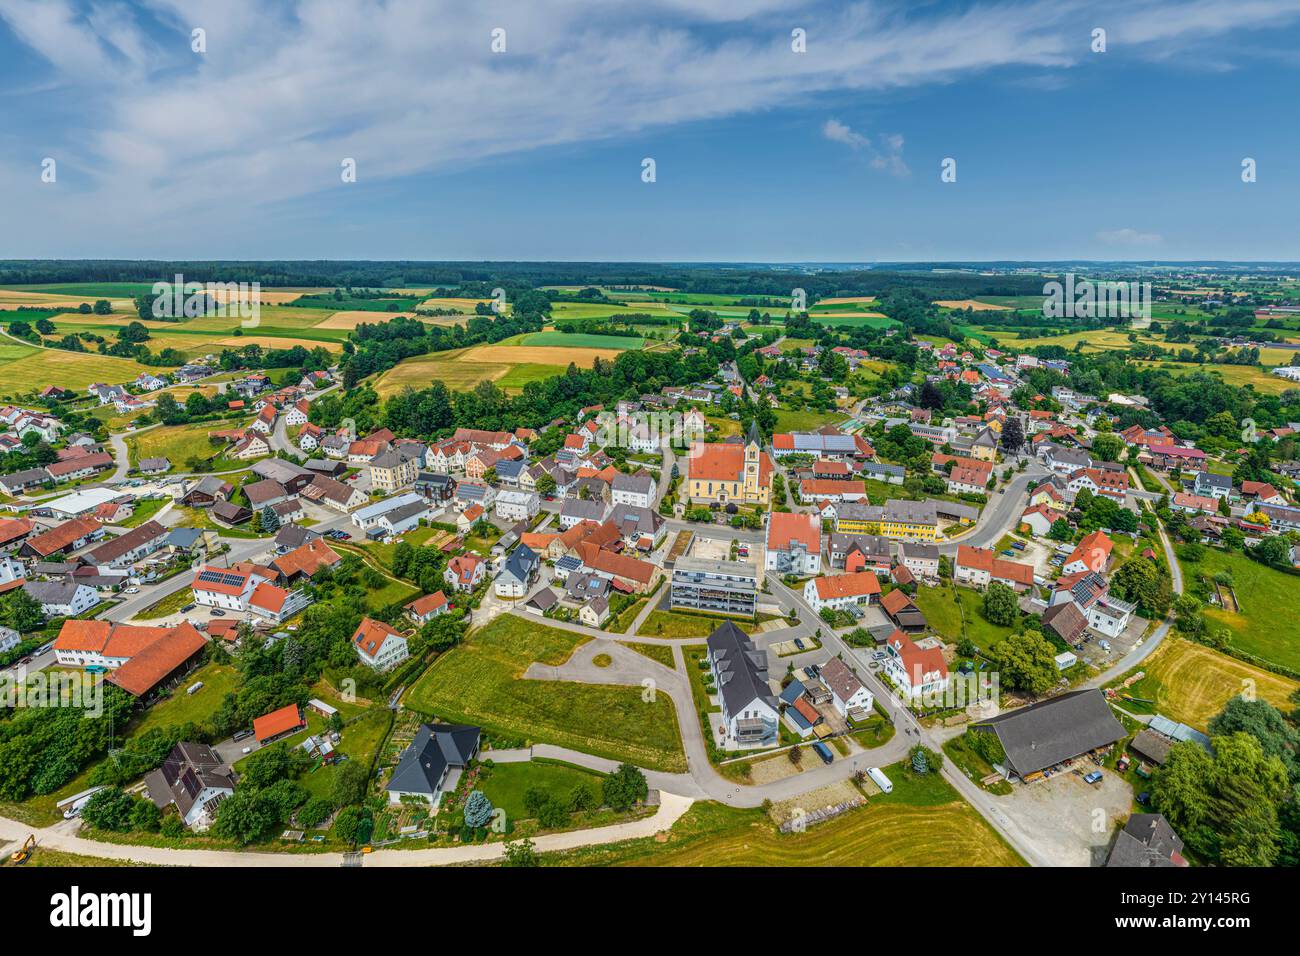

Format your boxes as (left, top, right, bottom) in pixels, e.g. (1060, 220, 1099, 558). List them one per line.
(743, 420, 761, 498)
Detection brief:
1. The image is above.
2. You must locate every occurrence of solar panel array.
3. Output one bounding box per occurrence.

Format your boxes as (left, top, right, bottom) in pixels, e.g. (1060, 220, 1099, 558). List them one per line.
(197, 569, 247, 588)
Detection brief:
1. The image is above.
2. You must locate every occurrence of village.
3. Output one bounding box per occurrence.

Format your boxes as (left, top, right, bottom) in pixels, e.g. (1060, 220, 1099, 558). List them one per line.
(4, 297, 1296, 875)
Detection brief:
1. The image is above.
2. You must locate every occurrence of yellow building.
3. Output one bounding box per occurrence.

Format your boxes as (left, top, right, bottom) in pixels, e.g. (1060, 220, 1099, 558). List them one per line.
(835, 499, 941, 541)
(686, 435, 773, 506)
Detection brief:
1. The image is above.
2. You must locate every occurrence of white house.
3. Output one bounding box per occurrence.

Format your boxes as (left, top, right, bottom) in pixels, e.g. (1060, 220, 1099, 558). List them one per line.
(611, 471, 657, 508)
(819, 657, 874, 717)
(352, 617, 409, 671)
(22, 580, 99, 617)
(495, 489, 540, 523)
(494, 545, 540, 598)
(351, 492, 426, 533)
(883, 631, 950, 701)
(765, 511, 822, 576)
(192, 564, 270, 612)
(707, 621, 780, 748)
(803, 571, 880, 613)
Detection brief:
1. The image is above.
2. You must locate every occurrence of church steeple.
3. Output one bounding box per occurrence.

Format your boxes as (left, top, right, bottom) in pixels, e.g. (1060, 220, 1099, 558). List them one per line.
(745, 419, 762, 449)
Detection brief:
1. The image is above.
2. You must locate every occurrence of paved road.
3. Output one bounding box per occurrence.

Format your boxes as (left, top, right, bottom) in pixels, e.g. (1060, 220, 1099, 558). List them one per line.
(268, 382, 340, 454)
(0, 792, 695, 868)
(935, 463, 1048, 556)
(106, 422, 161, 482)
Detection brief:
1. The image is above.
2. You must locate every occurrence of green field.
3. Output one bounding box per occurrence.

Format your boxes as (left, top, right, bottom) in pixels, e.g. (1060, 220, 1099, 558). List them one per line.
(773, 406, 844, 433)
(125, 419, 247, 470)
(4, 282, 158, 298)
(638, 609, 764, 639)
(1183, 548, 1300, 672)
(477, 759, 606, 821)
(405, 614, 686, 772)
(0, 341, 152, 397)
(1107, 637, 1298, 730)
(546, 760, 1025, 867)
(913, 584, 1015, 653)
(517, 330, 644, 350)
(123, 662, 238, 739)
(810, 314, 899, 329)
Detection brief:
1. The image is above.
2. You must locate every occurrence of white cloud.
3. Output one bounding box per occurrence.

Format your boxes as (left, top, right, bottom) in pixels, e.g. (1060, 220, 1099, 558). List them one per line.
(0, 0, 1297, 248)
(823, 119, 908, 176)
(1096, 227, 1164, 246)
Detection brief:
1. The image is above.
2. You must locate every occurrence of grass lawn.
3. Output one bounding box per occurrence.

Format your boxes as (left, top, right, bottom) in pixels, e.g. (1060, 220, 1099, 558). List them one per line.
(606, 596, 648, 634)
(139, 586, 194, 619)
(120, 497, 169, 528)
(773, 406, 843, 433)
(912, 584, 1015, 653)
(477, 759, 606, 821)
(125, 419, 242, 469)
(0, 346, 152, 397)
(619, 641, 675, 669)
(1108, 637, 1298, 730)
(299, 708, 393, 801)
(1183, 548, 1300, 671)
(517, 331, 644, 350)
(638, 609, 759, 639)
(124, 662, 237, 739)
(405, 614, 686, 772)
(545, 759, 1024, 866)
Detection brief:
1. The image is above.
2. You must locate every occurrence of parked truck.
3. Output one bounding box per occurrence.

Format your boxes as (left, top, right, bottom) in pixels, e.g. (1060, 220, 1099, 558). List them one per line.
(812, 742, 834, 765)
(867, 766, 894, 794)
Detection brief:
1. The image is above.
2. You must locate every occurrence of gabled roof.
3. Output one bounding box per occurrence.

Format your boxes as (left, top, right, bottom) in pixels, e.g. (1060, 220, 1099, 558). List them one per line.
(811, 572, 881, 600)
(353, 617, 403, 657)
(973, 689, 1125, 777)
(253, 704, 305, 743)
(386, 723, 481, 796)
(707, 621, 777, 718)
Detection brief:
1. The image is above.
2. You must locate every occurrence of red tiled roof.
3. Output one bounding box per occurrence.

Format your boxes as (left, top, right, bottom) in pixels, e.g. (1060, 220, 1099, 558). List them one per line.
(812, 572, 881, 600)
(406, 591, 448, 616)
(107, 623, 206, 697)
(253, 704, 305, 743)
(353, 616, 403, 657)
(767, 511, 820, 553)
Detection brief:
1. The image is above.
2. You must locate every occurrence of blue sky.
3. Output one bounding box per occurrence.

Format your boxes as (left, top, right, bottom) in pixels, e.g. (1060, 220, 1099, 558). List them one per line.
(2, 0, 1300, 262)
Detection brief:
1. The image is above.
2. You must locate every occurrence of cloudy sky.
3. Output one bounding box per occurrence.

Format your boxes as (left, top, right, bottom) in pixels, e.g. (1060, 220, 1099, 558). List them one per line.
(1, 0, 1299, 262)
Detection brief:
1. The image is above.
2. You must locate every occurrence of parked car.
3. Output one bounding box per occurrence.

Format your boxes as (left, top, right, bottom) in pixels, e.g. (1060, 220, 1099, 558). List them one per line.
(232, 729, 253, 741)
(1083, 770, 1103, 785)
(211, 609, 226, 617)
(812, 742, 834, 765)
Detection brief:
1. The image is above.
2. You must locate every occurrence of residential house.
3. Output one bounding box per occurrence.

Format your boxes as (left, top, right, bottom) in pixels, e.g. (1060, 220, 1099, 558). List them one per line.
(445, 554, 486, 593)
(764, 511, 822, 576)
(803, 571, 881, 613)
(385, 723, 480, 809)
(898, 541, 940, 580)
(352, 617, 410, 671)
(405, 591, 449, 625)
(707, 621, 780, 747)
(495, 544, 540, 598)
(883, 629, 949, 700)
(670, 556, 760, 618)
(819, 657, 874, 718)
(144, 742, 236, 830)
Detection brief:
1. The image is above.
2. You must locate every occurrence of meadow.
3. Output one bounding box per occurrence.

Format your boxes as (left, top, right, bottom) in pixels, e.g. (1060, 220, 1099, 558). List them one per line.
(405, 614, 687, 772)
(547, 760, 1025, 867)
(1183, 548, 1300, 672)
(1110, 637, 1297, 730)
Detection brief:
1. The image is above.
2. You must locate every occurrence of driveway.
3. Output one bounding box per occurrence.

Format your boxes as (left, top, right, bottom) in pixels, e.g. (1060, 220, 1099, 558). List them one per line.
(986, 770, 1134, 867)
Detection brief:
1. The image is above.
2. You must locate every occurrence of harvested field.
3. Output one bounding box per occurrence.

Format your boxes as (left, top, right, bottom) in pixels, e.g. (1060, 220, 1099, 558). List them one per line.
(314, 310, 415, 329)
(468, 344, 623, 365)
(936, 299, 1012, 310)
(214, 335, 344, 351)
(1116, 637, 1298, 730)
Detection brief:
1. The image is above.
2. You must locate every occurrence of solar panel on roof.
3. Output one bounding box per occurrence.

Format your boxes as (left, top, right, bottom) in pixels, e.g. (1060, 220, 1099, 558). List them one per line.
(197, 569, 246, 587)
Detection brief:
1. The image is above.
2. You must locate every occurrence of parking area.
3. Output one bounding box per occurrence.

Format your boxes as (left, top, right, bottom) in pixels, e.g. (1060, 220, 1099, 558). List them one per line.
(992, 768, 1133, 866)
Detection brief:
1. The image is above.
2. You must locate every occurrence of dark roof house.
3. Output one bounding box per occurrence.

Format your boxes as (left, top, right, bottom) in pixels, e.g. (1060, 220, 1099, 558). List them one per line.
(971, 689, 1125, 779)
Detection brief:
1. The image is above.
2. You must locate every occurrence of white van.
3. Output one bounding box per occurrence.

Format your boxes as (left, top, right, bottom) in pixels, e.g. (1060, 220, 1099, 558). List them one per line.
(867, 766, 893, 794)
